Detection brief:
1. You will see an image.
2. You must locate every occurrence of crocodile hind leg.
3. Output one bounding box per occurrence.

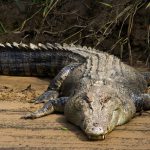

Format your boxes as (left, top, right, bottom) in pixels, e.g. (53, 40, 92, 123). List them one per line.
(22, 97, 69, 119)
(33, 63, 79, 104)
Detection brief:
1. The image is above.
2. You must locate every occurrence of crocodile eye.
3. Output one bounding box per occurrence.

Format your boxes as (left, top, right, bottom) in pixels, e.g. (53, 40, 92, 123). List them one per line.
(82, 92, 94, 103)
(114, 107, 120, 111)
(82, 94, 90, 102)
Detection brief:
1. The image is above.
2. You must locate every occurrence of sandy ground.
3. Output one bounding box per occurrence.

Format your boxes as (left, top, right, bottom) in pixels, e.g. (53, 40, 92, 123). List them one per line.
(0, 76, 149, 149)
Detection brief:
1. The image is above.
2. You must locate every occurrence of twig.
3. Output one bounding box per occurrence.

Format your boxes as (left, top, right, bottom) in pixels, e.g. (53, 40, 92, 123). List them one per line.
(43, 0, 60, 18)
(15, 7, 42, 31)
(128, 39, 132, 65)
(43, 25, 86, 35)
(61, 28, 84, 43)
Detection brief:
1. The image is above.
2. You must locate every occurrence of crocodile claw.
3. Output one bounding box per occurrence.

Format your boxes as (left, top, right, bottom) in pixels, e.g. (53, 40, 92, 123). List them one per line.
(21, 112, 37, 119)
(21, 100, 55, 119)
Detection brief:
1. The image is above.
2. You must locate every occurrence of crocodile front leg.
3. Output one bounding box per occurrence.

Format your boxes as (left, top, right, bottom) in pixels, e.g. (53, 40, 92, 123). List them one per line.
(33, 63, 80, 104)
(22, 97, 69, 119)
(132, 93, 150, 112)
(142, 94, 150, 111)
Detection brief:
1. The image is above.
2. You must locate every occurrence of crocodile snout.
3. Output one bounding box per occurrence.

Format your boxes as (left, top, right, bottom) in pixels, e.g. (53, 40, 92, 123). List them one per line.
(91, 126, 104, 134)
(85, 125, 106, 140)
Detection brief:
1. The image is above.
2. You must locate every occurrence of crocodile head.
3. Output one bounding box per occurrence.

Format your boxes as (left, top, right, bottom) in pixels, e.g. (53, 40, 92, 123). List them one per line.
(65, 82, 133, 140)
(81, 88, 122, 140)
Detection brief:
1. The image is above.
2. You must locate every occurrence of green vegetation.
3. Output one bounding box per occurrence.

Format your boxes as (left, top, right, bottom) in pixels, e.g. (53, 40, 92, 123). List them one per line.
(96, 0, 112, 8)
(146, 2, 150, 8)
(58, 127, 69, 131)
(0, 22, 6, 34)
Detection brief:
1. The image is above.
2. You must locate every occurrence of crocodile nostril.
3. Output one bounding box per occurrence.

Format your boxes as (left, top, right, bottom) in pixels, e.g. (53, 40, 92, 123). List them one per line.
(91, 126, 104, 134)
(92, 127, 101, 131)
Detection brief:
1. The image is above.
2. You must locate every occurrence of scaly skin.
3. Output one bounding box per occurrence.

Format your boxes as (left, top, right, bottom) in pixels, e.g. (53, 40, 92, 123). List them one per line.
(0, 42, 150, 140)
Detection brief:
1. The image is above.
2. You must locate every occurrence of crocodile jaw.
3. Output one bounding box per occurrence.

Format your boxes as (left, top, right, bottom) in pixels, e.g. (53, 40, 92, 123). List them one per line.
(88, 134, 105, 140)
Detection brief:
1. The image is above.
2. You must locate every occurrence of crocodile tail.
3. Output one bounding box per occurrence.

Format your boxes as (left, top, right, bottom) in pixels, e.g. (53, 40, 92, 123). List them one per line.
(0, 43, 85, 77)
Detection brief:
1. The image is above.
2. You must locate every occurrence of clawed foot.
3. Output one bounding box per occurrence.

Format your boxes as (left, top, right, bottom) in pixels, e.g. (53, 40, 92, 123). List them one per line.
(21, 100, 55, 119)
(24, 90, 58, 118)
(21, 112, 38, 119)
(31, 90, 59, 104)
(21, 96, 68, 120)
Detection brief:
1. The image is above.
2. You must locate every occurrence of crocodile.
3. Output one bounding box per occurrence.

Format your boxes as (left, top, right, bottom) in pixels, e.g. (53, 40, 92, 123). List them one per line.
(0, 42, 150, 140)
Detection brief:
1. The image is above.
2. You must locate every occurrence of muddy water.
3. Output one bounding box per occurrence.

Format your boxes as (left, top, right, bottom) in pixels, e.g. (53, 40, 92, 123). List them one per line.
(0, 76, 149, 149)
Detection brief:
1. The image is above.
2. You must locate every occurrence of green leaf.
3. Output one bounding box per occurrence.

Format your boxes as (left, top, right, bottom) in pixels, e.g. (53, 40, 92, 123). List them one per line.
(59, 127, 69, 131)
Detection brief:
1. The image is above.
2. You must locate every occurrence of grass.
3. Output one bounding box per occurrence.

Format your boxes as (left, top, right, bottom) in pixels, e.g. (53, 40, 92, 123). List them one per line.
(96, 1, 113, 8)
(146, 2, 150, 9)
(42, 0, 60, 17)
(17, 0, 60, 17)
(14, 0, 60, 31)
(0, 22, 6, 34)
(104, 0, 147, 64)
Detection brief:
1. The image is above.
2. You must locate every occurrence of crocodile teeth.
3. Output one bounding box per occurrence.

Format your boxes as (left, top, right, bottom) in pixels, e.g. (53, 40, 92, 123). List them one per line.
(29, 43, 39, 50)
(102, 135, 105, 140)
(13, 42, 20, 48)
(38, 43, 48, 50)
(0, 43, 5, 47)
(6, 42, 13, 48)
